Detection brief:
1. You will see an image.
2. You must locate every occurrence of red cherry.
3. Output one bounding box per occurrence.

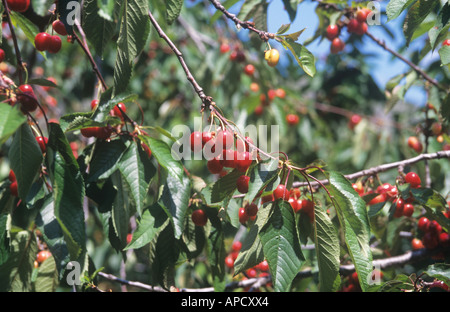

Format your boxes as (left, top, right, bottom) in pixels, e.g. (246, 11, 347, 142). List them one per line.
(191, 209, 207, 226)
(273, 184, 289, 201)
(236, 151, 252, 172)
(111, 102, 127, 121)
(47, 35, 62, 53)
(90, 99, 99, 110)
(35, 136, 48, 153)
(207, 157, 223, 174)
(443, 39, 450, 46)
(348, 114, 362, 130)
(402, 203, 414, 217)
(368, 193, 387, 206)
(405, 172, 421, 188)
(0, 49, 5, 63)
(427, 220, 442, 235)
(238, 207, 249, 225)
(356, 8, 371, 23)
(201, 132, 213, 146)
(418, 217, 430, 232)
(220, 43, 230, 54)
(407, 136, 423, 153)
(326, 25, 340, 40)
(258, 260, 269, 272)
(300, 199, 314, 214)
(245, 203, 258, 217)
(244, 64, 255, 76)
(423, 232, 439, 249)
(8, 170, 16, 182)
(439, 232, 450, 247)
(9, 181, 18, 197)
(411, 238, 424, 250)
(347, 19, 359, 33)
(232, 241, 242, 252)
(254, 105, 264, 116)
(17, 84, 38, 112)
(216, 129, 234, 150)
(261, 193, 274, 204)
(34, 32, 51, 52)
(6, 0, 30, 12)
(236, 175, 250, 194)
(225, 255, 234, 268)
(288, 197, 299, 212)
(286, 114, 300, 126)
(330, 37, 345, 54)
(141, 142, 152, 158)
(190, 131, 203, 152)
(36, 250, 52, 263)
(221, 149, 237, 168)
(52, 20, 68, 36)
(81, 127, 98, 138)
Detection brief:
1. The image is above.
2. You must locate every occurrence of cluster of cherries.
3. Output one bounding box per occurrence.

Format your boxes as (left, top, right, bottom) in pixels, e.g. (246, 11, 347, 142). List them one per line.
(34, 250, 52, 268)
(6, 0, 30, 13)
(34, 18, 69, 54)
(224, 241, 270, 284)
(326, 7, 371, 54)
(412, 214, 450, 251)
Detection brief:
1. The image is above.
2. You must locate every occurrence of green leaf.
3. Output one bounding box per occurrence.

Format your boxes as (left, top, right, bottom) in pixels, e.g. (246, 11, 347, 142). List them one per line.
(0, 230, 38, 292)
(139, 136, 184, 182)
(83, 0, 121, 56)
(244, 158, 279, 204)
(206, 219, 226, 292)
(282, 0, 302, 22)
(10, 11, 44, 57)
(117, 141, 155, 215)
(92, 90, 138, 123)
(109, 171, 132, 251)
(428, 3, 450, 51)
(0, 103, 26, 145)
(0, 213, 11, 266)
(280, 38, 316, 77)
(33, 255, 58, 292)
(276, 23, 291, 35)
(259, 200, 304, 292)
(124, 203, 170, 250)
(439, 45, 450, 65)
(160, 173, 191, 239)
(314, 206, 341, 292)
(386, 0, 417, 22)
(86, 139, 128, 182)
(165, 0, 183, 25)
(326, 171, 373, 292)
(423, 264, 450, 286)
(210, 169, 243, 203)
(8, 123, 43, 200)
(113, 0, 150, 95)
(403, 0, 439, 46)
(47, 123, 86, 260)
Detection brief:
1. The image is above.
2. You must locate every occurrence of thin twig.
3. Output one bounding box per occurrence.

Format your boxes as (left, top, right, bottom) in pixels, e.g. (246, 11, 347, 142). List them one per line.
(293, 150, 450, 188)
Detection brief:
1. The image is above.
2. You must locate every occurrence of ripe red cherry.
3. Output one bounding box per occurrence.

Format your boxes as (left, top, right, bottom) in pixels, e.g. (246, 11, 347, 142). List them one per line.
(225, 255, 234, 268)
(9, 170, 16, 182)
(407, 136, 423, 153)
(215, 129, 234, 150)
(36, 250, 52, 263)
(356, 8, 371, 23)
(47, 35, 62, 53)
(300, 199, 314, 214)
(36, 136, 48, 153)
(220, 43, 230, 54)
(330, 37, 345, 54)
(244, 64, 255, 76)
(236, 151, 252, 172)
(221, 149, 237, 168)
(422, 232, 439, 249)
(427, 220, 442, 235)
(201, 132, 213, 146)
(443, 39, 450, 46)
(238, 207, 249, 224)
(17, 84, 38, 112)
(52, 20, 68, 36)
(439, 232, 450, 247)
(190, 131, 203, 152)
(326, 25, 340, 40)
(9, 181, 18, 197)
(354, 21, 368, 35)
(405, 172, 421, 188)
(236, 175, 250, 194)
(207, 157, 223, 174)
(347, 19, 359, 33)
(111, 102, 127, 121)
(411, 238, 424, 250)
(191, 209, 207, 226)
(90, 99, 99, 110)
(0, 49, 5, 63)
(418, 216, 430, 232)
(81, 127, 112, 139)
(232, 241, 242, 252)
(402, 203, 414, 217)
(288, 197, 299, 212)
(348, 114, 362, 130)
(6, 0, 30, 12)
(273, 184, 289, 201)
(34, 32, 51, 51)
(286, 114, 300, 126)
(245, 203, 258, 217)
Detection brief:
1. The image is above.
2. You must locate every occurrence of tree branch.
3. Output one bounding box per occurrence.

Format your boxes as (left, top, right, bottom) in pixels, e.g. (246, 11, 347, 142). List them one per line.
(293, 150, 450, 188)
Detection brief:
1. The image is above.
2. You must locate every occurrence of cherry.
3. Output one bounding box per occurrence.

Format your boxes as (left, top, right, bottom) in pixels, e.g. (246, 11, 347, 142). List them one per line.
(267, 89, 277, 101)
(273, 184, 289, 201)
(427, 220, 442, 235)
(34, 32, 51, 51)
(235, 151, 252, 172)
(368, 193, 387, 206)
(244, 64, 255, 76)
(225, 255, 234, 268)
(258, 260, 269, 272)
(52, 20, 68, 36)
(423, 232, 439, 249)
(299, 199, 314, 214)
(418, 217, 430, 232)
(347, 19, 360, 33)
(245, 203, 258, 217)
(238, 207, 249, 224)
(0, 49, 5, 63)
(356, 8, 371, 23)
(330, 37, 345, 54)
(261, 193, 274, 204)
(236, 175, 250, 194)
(215, 129, 234, 150)
(265, 49, 280, 67)
(405, 172, 421, 188)
(47, 35, 62, 53)
(17, 84, 38, 112)
(221, 149, 237, 168)
(348, 114, 362, 130)
(326, 25, 340, 40)
(354, 22, 368, 36)
(202, 132, 213, 146)
(9, 181, 18, 197)
(254, 105, 264, 116)
(81, 127, 112, 139)
(407, 136, 423, 153)
(220, 43, 230, 54)
(439, 232, 450, 247)
(36, 250, 52, 263)
(6, 0, 30, 12)
(286, 114, 300, 126)
(275, 88, 286, 98)
(207, 157, 223, 174)
(36, 136, 48, 153)
(443, 39, 450, 46)
(110, 102, 127, 121)
(191, 209, 207, 226)
(232, 241, 242, 252)
(402, 203, 414, 217)
(411, 238, 424, 250)
(288, 197, 299, 212)
(190, 131, 203, 152)
(246, 268, 257, 278)
(90, 99, 99, 110)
